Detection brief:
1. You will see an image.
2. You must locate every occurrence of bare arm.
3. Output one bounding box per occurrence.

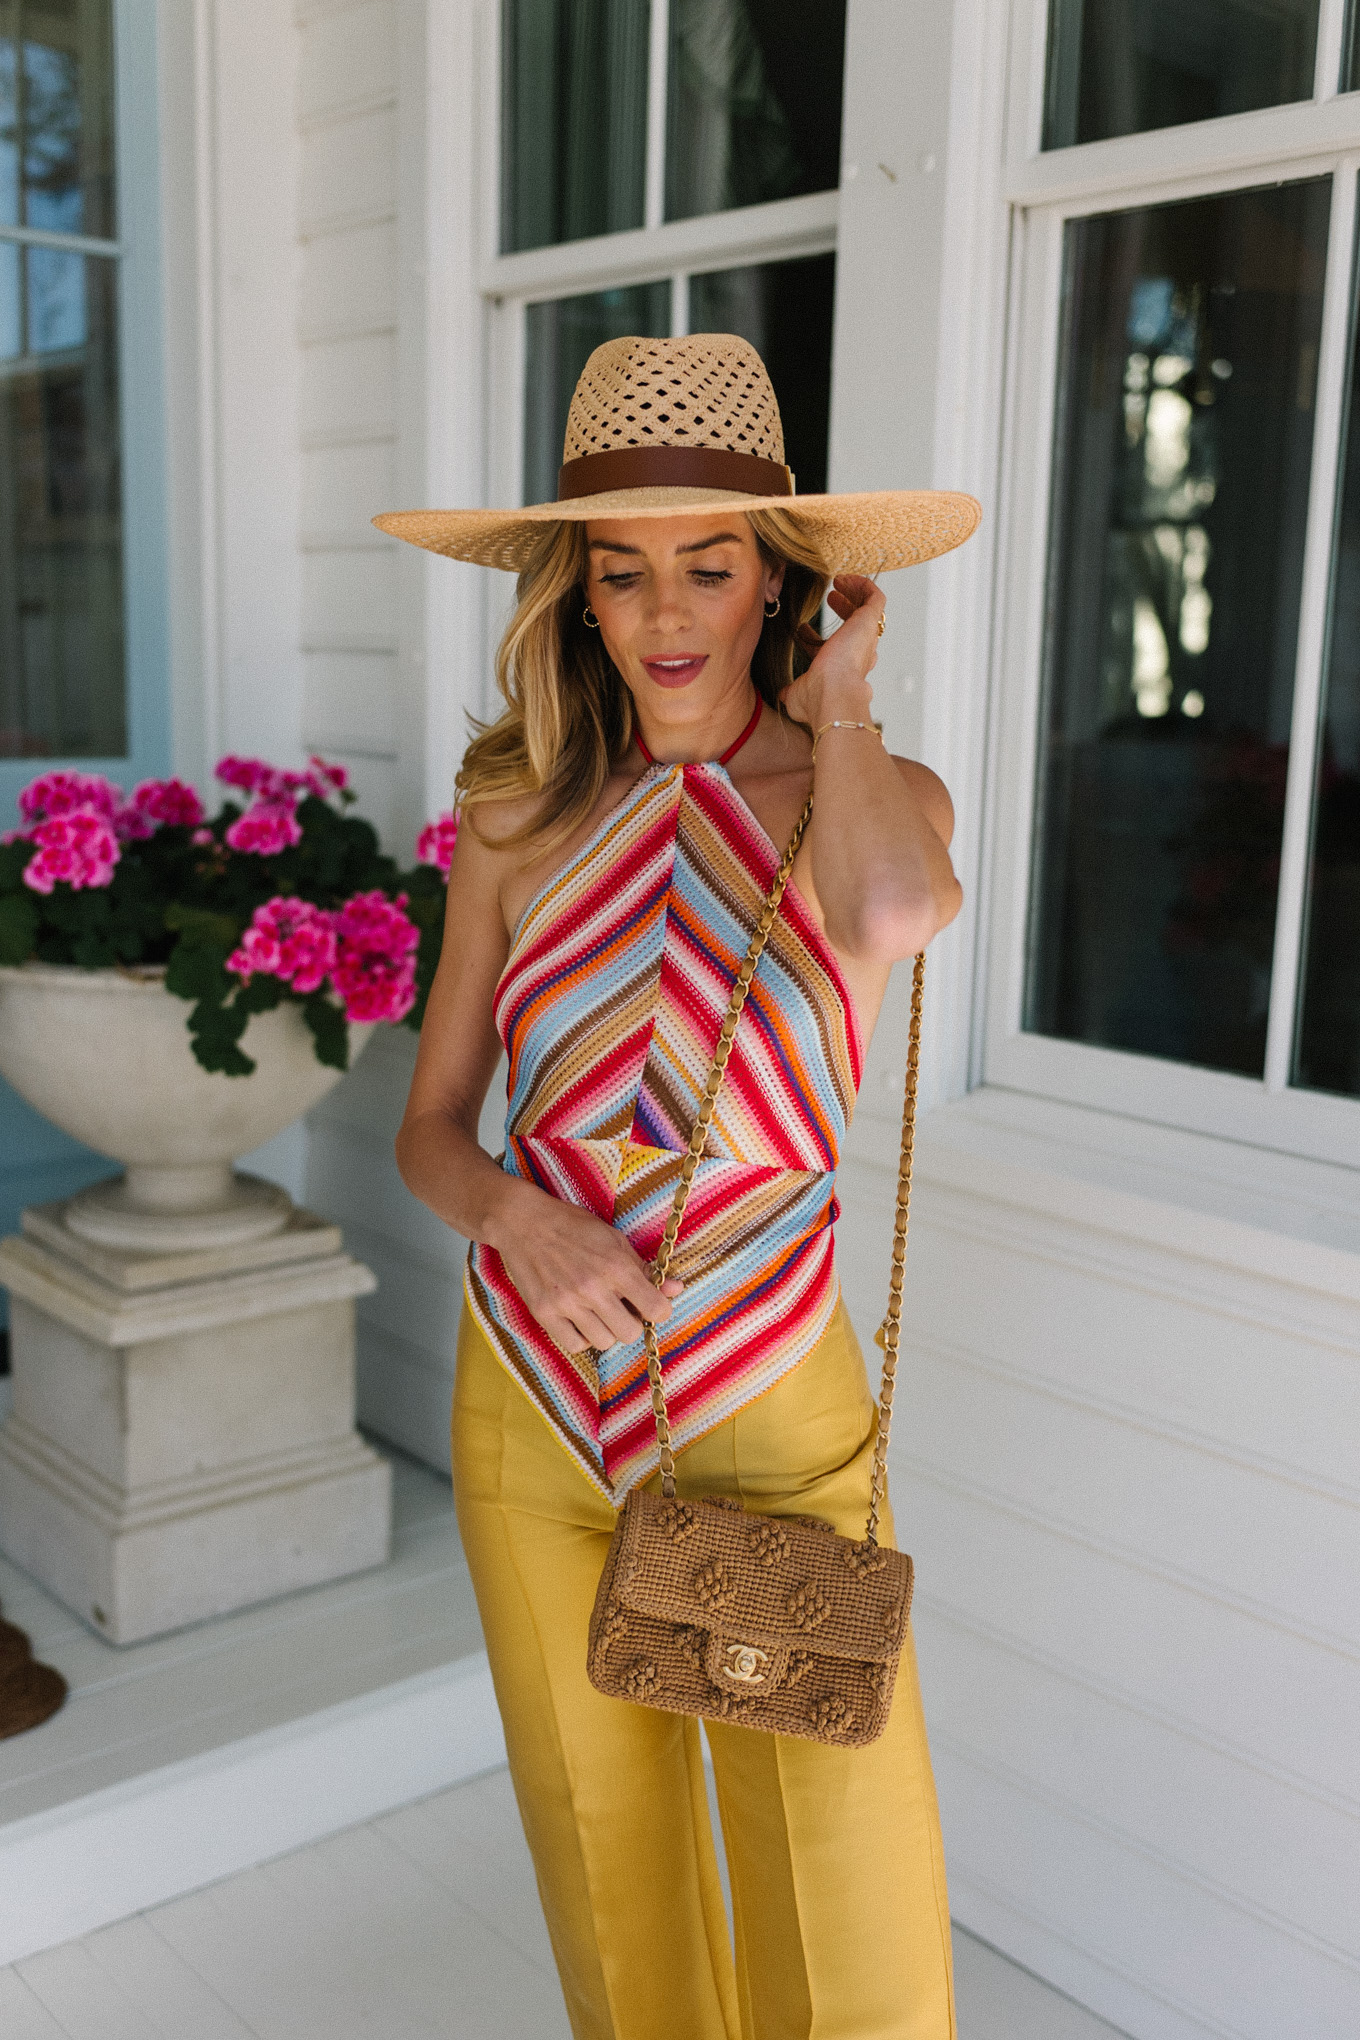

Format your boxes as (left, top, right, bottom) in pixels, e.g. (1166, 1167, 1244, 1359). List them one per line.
(783, 575, 963, 961)
(394, 811, 680, 1355)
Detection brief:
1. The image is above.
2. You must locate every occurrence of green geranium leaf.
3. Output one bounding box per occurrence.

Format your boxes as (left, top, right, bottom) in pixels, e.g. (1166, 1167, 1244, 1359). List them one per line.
(165, 938, 231, 1004)
(165, 902, 243, 948)
(405, 889, 444, 929)
(0, 892, 39, 964)
(189, 1033, 257, 1077)
(235, 973, 287, 1015)
(301, 991, 349, 1071)
(186, 995, 255, 1076)
(70, 929, 119, 969)
(0, 840, 30, 890)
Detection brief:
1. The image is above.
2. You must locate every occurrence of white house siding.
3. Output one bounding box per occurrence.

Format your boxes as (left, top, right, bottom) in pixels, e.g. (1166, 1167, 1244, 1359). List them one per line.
(295, 0, 489, 1470)
(294, 0, 432, 1452)
(835, 1094, 1360, 2040)
(296, 0, 403, 840)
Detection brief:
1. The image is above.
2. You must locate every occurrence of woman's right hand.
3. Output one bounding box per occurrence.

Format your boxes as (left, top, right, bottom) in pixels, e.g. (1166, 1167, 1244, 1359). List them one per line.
(490, 1180, 683, 1357)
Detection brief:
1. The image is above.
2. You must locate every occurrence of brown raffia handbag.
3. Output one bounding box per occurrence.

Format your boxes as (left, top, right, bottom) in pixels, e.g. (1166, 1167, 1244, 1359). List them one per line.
(586, 791, 925, 1749)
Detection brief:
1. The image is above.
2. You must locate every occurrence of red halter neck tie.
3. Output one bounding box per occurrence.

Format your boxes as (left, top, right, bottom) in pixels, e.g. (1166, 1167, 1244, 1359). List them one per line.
(633, 698, 762, 768)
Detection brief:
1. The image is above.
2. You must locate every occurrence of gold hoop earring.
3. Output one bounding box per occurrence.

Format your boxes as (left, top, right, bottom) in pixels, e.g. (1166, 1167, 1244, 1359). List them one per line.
(582, 605, 600, 629)
(763, 598, 781, 620)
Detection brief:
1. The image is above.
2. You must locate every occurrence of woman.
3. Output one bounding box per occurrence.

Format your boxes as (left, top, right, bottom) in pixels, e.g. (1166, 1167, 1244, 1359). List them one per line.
(383, 334, 978, 2040)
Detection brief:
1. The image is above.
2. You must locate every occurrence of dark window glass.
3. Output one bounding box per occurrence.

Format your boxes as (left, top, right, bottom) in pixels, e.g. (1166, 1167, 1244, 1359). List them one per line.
(1, 0, 123, 761)
(0, 0, 115, 238)
(1295, 247, 1360, 1099)
(1044, 0, 1319, 150)
(665, 0, 844, 222)
(500, 0, 650, 254)
(1026, 182, 1330, 1077)
(523, 281, 671, 505)
(689, 252, 836, 493)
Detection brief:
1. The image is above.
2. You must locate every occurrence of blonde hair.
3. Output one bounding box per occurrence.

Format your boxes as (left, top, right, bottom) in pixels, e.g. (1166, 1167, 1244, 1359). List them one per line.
(456, 510, 831, 849)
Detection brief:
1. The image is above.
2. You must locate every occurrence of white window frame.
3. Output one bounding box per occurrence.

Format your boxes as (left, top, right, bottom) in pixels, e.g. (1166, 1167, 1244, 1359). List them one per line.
(979, 0, 1360, 1171)
(479, 0, 841, 517)
(0, 0, 171, 821)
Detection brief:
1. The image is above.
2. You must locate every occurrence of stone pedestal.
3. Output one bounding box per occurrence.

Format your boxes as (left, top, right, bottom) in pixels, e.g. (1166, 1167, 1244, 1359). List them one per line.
(0, 1187, 390, 1645)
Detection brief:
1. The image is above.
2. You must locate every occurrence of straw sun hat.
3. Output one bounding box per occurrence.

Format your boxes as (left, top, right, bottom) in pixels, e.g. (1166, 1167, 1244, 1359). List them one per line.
(373, 333, 981, 575)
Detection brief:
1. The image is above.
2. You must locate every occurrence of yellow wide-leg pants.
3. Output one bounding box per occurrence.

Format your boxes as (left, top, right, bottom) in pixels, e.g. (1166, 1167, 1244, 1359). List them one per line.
(452, 1298, 956, 2040)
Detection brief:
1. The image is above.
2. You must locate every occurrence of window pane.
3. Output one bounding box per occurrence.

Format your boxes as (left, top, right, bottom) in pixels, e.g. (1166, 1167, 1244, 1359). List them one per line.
(500, 0, 650, 254)
(523, 281, 671, 505)
(0, 246, 124, 757)
(1295, 251, 1360, 1098)
(1026, 182, 1330, 1077)
(1044, 0, 1319, 150)
(0, 0, 116, 238)
(665, 0, 844, 222)
(688, 252, 835, 493)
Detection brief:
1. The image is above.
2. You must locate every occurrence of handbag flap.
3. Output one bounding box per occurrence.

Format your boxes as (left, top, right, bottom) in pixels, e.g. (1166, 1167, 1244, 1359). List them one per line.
(613, 1492, 913, 1662)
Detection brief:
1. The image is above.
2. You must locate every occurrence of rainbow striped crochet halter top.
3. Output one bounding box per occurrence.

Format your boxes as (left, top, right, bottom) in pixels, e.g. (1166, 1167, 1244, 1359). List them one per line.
(465, 704, 864, 1501)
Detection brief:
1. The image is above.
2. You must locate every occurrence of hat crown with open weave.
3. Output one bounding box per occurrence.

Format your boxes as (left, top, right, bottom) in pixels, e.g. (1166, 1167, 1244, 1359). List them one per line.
(372, 330, 982, 575)
(562, 334, 786, 466)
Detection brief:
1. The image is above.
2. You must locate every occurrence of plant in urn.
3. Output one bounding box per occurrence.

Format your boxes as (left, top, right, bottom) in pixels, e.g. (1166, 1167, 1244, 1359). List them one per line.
(0, 760, 458, 1656)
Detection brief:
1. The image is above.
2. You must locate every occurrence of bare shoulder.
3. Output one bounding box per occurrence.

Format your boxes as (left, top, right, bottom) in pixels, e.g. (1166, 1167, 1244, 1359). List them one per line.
(444, 791, 552, 933)
(890, 755, 955, 849)
(456, 791, 548, 868)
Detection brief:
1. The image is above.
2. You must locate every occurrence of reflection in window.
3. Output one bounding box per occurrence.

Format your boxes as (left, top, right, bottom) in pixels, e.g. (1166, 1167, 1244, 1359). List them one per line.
(0, 0, 114, 236)
(1044, 0, 1319, 150)
(689, 253, 835, 493)
(666, 0, 844, 221)
(1, 0, 124, 760)
(1295, 254, 1360, 1099)
(1026, 182, 1330, 1077)
(523, 282, 671, 505)
(500, 0, 650, 254)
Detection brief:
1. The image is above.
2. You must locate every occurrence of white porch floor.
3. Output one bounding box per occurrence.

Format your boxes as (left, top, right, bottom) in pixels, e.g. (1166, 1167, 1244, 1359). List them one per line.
(0, 1763, 1129, 2039)
(0, 1447, 482, 1829)
(0, 1438, 1128, 2037)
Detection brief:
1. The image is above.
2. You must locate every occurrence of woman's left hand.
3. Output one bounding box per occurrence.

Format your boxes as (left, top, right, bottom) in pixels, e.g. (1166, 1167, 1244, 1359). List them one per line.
(782, 573, 885, 730)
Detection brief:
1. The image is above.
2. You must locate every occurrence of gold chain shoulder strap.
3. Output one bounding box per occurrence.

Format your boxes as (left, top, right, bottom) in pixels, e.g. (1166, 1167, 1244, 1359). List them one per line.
(866, 948, 924, 1544)
(642, 788, 812, 1498)
(639, 786, 925, 1548)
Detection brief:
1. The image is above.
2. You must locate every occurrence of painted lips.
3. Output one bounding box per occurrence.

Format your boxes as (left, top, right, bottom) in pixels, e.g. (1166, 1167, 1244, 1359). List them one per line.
(640, 655, 709, 688)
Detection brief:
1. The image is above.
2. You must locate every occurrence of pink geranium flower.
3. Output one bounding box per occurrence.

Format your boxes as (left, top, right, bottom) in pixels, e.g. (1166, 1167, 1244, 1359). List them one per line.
(331, 889, 419, 1024)
(224, 800, 304, 855)
(216, 755, 289, 800)
(216, 753, 349, 805)
(416, 810, 458, 878)
(19, 771, 121, 827)
(114, 807, 156, 842)
(306, 755, 349, 799)
(121, 777, 206, 836)
(228, 897, 337, 994)
(22, 809, 121, 893)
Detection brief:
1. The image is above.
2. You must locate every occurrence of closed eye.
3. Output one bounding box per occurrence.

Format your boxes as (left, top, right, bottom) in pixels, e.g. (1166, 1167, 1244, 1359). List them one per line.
(596, 566, 735, 589)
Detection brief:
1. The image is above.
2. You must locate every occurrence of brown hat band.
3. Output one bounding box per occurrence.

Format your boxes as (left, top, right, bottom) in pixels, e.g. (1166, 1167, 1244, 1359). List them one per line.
(557, 444, 794, 502)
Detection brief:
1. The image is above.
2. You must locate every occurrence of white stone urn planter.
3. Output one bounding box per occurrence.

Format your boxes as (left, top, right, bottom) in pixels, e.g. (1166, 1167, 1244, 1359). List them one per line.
(0, 963, 391, 1644)
(0, 962, 373, 1250)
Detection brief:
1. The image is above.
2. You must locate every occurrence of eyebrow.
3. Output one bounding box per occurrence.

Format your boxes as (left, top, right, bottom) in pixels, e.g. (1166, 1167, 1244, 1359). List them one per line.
(587, 531, 745, 557)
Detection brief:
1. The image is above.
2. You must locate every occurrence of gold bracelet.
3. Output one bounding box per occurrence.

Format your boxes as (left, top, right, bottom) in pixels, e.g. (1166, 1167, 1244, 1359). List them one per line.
(811, 719, 884, 761)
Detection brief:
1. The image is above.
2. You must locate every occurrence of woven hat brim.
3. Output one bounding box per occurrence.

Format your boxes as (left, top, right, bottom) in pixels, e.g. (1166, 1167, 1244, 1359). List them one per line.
(372, 488, 981, 576)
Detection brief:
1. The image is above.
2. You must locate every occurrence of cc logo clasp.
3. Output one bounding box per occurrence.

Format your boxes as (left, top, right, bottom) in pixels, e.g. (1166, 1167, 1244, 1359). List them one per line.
(723, 1643, 770, 1685)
